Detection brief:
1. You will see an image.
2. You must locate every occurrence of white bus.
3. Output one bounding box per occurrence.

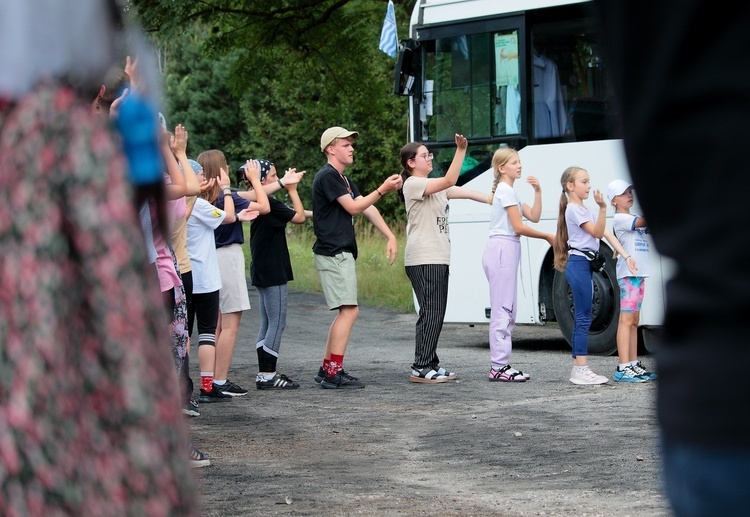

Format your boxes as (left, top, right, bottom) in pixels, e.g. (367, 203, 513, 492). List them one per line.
(394, 0, 669, 354)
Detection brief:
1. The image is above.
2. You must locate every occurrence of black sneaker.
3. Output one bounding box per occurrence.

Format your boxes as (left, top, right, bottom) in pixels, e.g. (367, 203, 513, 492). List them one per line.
(320, 369, 365, 389)
(314, 366, 326, 383)
(216, 380, 248, 397)
(182, 398, 200, 417)
(256, 372, 300, 390)
(198, 385, 233, 403)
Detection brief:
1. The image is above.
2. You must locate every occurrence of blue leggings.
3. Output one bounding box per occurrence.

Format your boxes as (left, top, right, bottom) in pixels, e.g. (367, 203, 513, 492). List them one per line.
(565, 255, 593, 358)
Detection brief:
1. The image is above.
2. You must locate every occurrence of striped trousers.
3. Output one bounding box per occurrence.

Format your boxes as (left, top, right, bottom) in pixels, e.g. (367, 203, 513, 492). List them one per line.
(405, 264, 449, 370)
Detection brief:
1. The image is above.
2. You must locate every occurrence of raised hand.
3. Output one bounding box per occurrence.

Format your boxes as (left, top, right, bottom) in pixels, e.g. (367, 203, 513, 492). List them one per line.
(593, 189, 607, 208)
(218, 166, 231, 188)
(381, 174, 403, 193)
(454, 133, 468, 150)
(527, 175, 541, 192)
(280, 167, 306, 186)
(237, 209, 260, 222)
(170, 124, 188, 156)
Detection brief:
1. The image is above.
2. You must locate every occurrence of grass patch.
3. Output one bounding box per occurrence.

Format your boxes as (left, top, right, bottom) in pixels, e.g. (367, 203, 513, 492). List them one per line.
(243, 219, 414, 313)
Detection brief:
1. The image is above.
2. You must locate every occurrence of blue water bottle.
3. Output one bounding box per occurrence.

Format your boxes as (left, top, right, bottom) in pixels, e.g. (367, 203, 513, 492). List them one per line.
(115, 92, 163, 186)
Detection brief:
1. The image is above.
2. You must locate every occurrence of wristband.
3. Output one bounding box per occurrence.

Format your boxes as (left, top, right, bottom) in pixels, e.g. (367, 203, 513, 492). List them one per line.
(278, 178, 285, 188)
(376, 189, 383, 197)
(625, 255, 632, 260)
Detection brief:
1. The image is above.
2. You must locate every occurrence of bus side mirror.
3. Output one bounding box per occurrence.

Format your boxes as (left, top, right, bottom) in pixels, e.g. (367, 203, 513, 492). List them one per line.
(393, 45, 415, 96)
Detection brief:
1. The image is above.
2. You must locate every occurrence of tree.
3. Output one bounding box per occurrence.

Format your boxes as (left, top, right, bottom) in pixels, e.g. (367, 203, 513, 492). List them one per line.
(133, 0, 416, 221)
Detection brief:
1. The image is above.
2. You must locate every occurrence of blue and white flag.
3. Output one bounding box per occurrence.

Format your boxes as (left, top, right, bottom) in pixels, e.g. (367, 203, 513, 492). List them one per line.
(378, 0, 398, 58)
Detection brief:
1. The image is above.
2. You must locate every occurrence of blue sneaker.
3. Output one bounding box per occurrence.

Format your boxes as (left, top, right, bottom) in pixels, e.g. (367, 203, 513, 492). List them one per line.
(613, 365, 647, 383)
(632, 361, 657, 380)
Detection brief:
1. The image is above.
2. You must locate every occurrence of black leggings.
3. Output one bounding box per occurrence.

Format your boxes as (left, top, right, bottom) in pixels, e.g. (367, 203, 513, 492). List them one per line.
(187, 290, 219, 346)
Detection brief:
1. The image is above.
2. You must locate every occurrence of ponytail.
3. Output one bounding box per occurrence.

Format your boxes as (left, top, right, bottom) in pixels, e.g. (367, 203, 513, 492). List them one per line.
(397, 141, 423, 204)
(553, 167, 584, 271)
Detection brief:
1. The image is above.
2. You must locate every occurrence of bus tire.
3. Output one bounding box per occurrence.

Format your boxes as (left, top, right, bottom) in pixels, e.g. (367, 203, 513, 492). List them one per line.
(552, 246, 619, 356)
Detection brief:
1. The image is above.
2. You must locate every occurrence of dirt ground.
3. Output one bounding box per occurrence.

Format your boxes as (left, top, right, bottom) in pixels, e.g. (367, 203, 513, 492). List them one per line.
(187, 289, 670, 517)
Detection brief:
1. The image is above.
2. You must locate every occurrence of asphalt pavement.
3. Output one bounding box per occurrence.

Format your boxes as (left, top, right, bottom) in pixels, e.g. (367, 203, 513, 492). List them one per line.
(188, 287, 670, 516)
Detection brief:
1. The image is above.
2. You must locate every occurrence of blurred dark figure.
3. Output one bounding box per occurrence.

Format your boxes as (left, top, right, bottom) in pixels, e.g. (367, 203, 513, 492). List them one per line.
(594, 1, 750, 515)
(0, 0, 201, 514)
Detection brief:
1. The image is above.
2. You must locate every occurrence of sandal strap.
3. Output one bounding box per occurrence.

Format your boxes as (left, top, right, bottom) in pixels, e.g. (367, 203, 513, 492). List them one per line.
(414, 368, 445, 380)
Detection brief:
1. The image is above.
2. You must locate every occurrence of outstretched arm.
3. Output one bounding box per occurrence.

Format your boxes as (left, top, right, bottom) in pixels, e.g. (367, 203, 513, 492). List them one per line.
(506, 205, 555, 245)
(363, 205, 399, 265)
(336, 174, 402, 216)
(236, 168, 305, 201)
(446, 186, 490, 204)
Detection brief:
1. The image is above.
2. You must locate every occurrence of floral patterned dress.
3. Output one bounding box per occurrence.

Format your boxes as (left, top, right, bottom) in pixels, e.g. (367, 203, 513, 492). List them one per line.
(0, 84, 200, 516)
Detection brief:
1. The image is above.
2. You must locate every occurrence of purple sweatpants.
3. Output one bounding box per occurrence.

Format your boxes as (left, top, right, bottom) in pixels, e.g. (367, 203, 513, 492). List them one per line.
(482, 235, 521, 369)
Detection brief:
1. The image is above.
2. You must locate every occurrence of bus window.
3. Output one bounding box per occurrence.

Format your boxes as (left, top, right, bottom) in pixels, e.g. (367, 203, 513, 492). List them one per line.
(423, 29, 516, 143)
(530, 18, 620, 141)
(493, 30, 521, 136)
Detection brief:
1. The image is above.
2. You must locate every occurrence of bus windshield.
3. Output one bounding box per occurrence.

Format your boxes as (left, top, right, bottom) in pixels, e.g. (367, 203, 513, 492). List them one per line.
(412, 2, 621, 179)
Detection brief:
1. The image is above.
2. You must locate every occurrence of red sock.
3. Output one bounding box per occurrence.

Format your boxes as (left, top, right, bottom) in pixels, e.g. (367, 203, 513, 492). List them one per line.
(201, 372, 214, 392)
(326, 354, 344, 376)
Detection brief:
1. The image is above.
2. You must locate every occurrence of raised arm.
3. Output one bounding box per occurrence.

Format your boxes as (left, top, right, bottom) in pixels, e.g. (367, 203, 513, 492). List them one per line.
(240, 160, 271, 215)
(170, 124, 201, 196)
(423, 134, 467, 196)
(161, 129, 186, 200)
(285, 173, 307, 224)
(218, 167, 235, 224)
(580, 189, 608, 239)
(521, 175, 543, 223)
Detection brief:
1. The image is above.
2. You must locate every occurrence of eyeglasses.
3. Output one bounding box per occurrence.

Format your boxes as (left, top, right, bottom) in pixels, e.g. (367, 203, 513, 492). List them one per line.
(417, 152, 434, 161)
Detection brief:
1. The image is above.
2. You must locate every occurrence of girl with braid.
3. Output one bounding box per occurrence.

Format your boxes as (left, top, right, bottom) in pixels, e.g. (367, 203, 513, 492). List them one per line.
(482, 147, 554, 382)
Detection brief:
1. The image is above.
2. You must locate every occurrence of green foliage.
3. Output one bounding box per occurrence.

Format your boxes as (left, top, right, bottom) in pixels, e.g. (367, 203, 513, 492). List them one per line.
(133, 0, 416, 221)
(242, 220, 414, 313)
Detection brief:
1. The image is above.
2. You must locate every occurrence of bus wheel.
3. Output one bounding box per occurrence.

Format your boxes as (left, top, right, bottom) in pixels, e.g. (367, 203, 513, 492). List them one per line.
(552, 250, 619, 356)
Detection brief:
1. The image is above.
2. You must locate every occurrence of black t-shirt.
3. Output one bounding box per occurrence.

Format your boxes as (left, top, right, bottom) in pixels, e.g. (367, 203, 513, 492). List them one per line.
(311, 163, 361, 259)
(249, 197, 295, 287)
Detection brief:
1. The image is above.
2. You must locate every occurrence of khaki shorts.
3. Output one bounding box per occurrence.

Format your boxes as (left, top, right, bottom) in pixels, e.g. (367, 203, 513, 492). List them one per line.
(217, 243, 251, 314)
(314, 252, 358, 310)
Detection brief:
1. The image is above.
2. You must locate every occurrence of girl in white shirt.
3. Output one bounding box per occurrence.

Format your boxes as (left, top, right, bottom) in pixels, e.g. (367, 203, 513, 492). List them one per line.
(552, 167, 636, 385)
(187, 162, 260, 402)
(482, 148, 554, 382)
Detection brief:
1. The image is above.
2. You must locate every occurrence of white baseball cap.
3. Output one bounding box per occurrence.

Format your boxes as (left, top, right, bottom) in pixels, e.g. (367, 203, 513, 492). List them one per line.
(606, 179, 632, 203)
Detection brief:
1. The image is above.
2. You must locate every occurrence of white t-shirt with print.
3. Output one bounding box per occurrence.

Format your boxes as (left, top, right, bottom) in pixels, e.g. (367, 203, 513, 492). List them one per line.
(403, 176, 454, 266)
(613, 212, 650, 278)
(187, 197, 225, 293)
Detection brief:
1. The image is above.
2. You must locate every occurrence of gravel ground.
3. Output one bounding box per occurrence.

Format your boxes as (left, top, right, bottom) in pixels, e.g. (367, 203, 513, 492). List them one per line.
(187, 288, 671, 517)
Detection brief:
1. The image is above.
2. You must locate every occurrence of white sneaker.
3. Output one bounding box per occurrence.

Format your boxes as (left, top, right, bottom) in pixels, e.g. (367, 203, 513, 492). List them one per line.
(570, 366, 609, 385)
